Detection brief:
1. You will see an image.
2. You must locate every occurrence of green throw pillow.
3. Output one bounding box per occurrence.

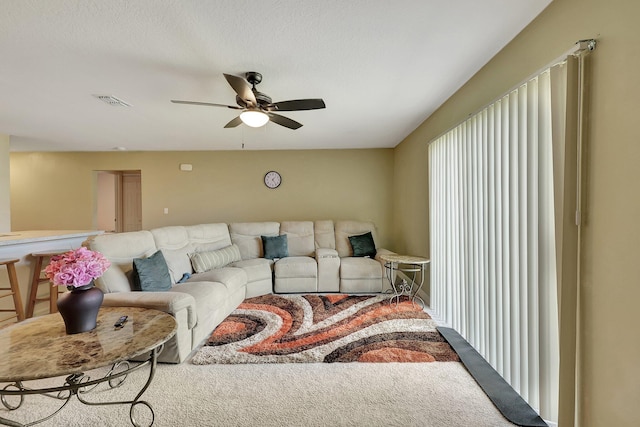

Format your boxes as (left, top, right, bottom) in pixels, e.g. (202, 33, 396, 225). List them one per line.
(348, 232, 377, 258)
(262, 235, 289, 260)
(132, 250, 172, 292)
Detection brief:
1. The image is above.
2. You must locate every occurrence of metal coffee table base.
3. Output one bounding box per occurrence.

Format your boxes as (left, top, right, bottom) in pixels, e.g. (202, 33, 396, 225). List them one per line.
(0, 346, 162, 427)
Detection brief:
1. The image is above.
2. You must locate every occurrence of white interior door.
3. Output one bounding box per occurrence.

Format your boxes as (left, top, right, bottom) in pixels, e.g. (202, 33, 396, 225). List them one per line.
(121, 172, 142, 232)
(95, 170, 141, 233)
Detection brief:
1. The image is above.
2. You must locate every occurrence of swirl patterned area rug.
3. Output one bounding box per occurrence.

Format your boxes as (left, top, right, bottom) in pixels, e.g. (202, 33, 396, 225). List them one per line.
(190, 294, 460, 364)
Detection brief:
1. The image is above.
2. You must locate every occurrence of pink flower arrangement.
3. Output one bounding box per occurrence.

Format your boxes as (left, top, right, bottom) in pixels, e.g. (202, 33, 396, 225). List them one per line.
(45, 247, 111, 288)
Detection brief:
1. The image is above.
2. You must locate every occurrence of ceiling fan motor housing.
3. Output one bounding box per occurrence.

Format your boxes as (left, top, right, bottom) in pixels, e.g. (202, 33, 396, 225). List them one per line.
(244, 72, 272, 107)
(245, 71, 262, 85)
(254, 91, 272, 107)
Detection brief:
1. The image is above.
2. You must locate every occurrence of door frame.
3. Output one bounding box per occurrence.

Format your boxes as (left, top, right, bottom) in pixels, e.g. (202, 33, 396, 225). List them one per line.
(94, 170, 141, 232)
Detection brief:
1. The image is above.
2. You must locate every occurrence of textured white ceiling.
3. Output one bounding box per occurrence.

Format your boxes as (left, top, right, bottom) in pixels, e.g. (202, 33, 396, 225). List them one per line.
(1, 0, 552, 151)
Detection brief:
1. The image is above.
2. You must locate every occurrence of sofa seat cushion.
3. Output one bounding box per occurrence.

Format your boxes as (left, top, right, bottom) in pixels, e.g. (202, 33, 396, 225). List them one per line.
(187, 267, 247, 295)
(275, 256, 318, 279)
(169, 281, 228, 330)
(340, 257, 383, 279)
(231, 258, 273, 283)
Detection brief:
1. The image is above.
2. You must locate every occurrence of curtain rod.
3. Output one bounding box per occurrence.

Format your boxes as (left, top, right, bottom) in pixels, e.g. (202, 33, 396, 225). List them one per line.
(426, 39, 597, 146)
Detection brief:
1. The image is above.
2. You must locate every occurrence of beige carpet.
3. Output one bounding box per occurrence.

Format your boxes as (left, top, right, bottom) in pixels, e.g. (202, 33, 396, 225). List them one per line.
(0, 361, 516, 426)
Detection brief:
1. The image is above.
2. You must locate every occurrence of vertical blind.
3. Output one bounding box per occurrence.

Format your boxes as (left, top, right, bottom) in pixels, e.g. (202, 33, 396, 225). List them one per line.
(428, 61, 576, 423)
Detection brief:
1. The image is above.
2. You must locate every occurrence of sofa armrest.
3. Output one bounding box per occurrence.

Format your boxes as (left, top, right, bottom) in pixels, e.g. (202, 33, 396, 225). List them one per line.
(102, 291, 197, 330)
(316, 248, 339, 259)
(316, 248, 340, 292)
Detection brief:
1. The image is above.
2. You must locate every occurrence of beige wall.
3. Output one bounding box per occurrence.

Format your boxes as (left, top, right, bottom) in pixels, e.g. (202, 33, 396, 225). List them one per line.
(393, 0, 640, 425)
(10, 149, 395, 248)
(0, 134, 10, 232)
(7, 0, 638, 423)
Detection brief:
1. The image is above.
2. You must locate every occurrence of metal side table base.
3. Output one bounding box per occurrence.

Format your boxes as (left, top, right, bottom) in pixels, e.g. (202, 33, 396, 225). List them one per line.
(380, 254, 430, 310)
(389, 278, 426, 309)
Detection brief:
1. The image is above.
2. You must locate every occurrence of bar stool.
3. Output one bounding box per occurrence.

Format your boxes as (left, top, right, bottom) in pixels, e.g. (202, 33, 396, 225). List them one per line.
(26, 250, 67, 318)
(0, 258, 26, 323)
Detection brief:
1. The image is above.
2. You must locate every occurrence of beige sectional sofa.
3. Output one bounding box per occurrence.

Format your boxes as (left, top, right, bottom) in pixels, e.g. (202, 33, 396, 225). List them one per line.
(87, 220, 393, 363)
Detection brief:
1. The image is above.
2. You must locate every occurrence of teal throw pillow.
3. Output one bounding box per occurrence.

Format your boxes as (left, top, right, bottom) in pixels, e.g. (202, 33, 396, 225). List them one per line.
(132, 250, 172, 292)
(348, 232, 377, 258)
(262, 235, 289, 260)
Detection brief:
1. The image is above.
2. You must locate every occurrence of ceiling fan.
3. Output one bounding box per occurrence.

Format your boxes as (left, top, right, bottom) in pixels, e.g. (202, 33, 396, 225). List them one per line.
(171, 72, 326, 130)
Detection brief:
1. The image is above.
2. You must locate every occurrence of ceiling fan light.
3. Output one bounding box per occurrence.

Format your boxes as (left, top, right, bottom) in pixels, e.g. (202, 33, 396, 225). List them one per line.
(240, 110, 269, 127)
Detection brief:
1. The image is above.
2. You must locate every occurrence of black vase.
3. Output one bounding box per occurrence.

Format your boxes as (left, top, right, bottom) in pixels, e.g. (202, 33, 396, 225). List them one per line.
(56, 283, 104, 334)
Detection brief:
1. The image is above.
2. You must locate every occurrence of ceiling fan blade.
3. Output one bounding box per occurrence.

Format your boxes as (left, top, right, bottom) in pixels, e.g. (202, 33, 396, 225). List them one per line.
(171, 100, 241, 109)
(267, 113, 303, 130)
(272, 99, 326, 111)
(223, 73, 257, 107)
(224, 116, 243, 128)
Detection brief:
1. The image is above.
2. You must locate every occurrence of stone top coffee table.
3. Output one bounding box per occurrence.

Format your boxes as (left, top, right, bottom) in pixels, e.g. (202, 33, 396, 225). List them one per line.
(0, 306, 177, 427)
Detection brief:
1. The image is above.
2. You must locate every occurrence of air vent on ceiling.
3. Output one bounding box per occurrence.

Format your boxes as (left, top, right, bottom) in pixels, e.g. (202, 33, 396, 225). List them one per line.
(92, 94, 131, 107)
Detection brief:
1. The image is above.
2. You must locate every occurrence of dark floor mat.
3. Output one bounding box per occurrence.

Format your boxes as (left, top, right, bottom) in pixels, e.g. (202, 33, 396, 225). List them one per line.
(437, 327, 548, 427)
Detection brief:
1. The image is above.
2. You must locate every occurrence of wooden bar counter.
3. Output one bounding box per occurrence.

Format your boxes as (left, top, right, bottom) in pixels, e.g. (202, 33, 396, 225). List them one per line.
(0, 230, 103, 320)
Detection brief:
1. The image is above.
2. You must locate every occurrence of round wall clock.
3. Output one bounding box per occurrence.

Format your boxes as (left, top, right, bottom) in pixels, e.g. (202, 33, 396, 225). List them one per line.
(264, 171, 282, 189)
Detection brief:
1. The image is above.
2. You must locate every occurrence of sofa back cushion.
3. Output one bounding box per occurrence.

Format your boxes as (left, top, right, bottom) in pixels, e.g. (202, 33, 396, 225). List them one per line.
(280, 221, 315, 257)
(334, 220, 379, 258)
(314, 220, 336, 250)
(88, 230, 157, 293)
(150, 226, 195, 283)
(229, 222, 280, 259)
(185, 223, 232, 252)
